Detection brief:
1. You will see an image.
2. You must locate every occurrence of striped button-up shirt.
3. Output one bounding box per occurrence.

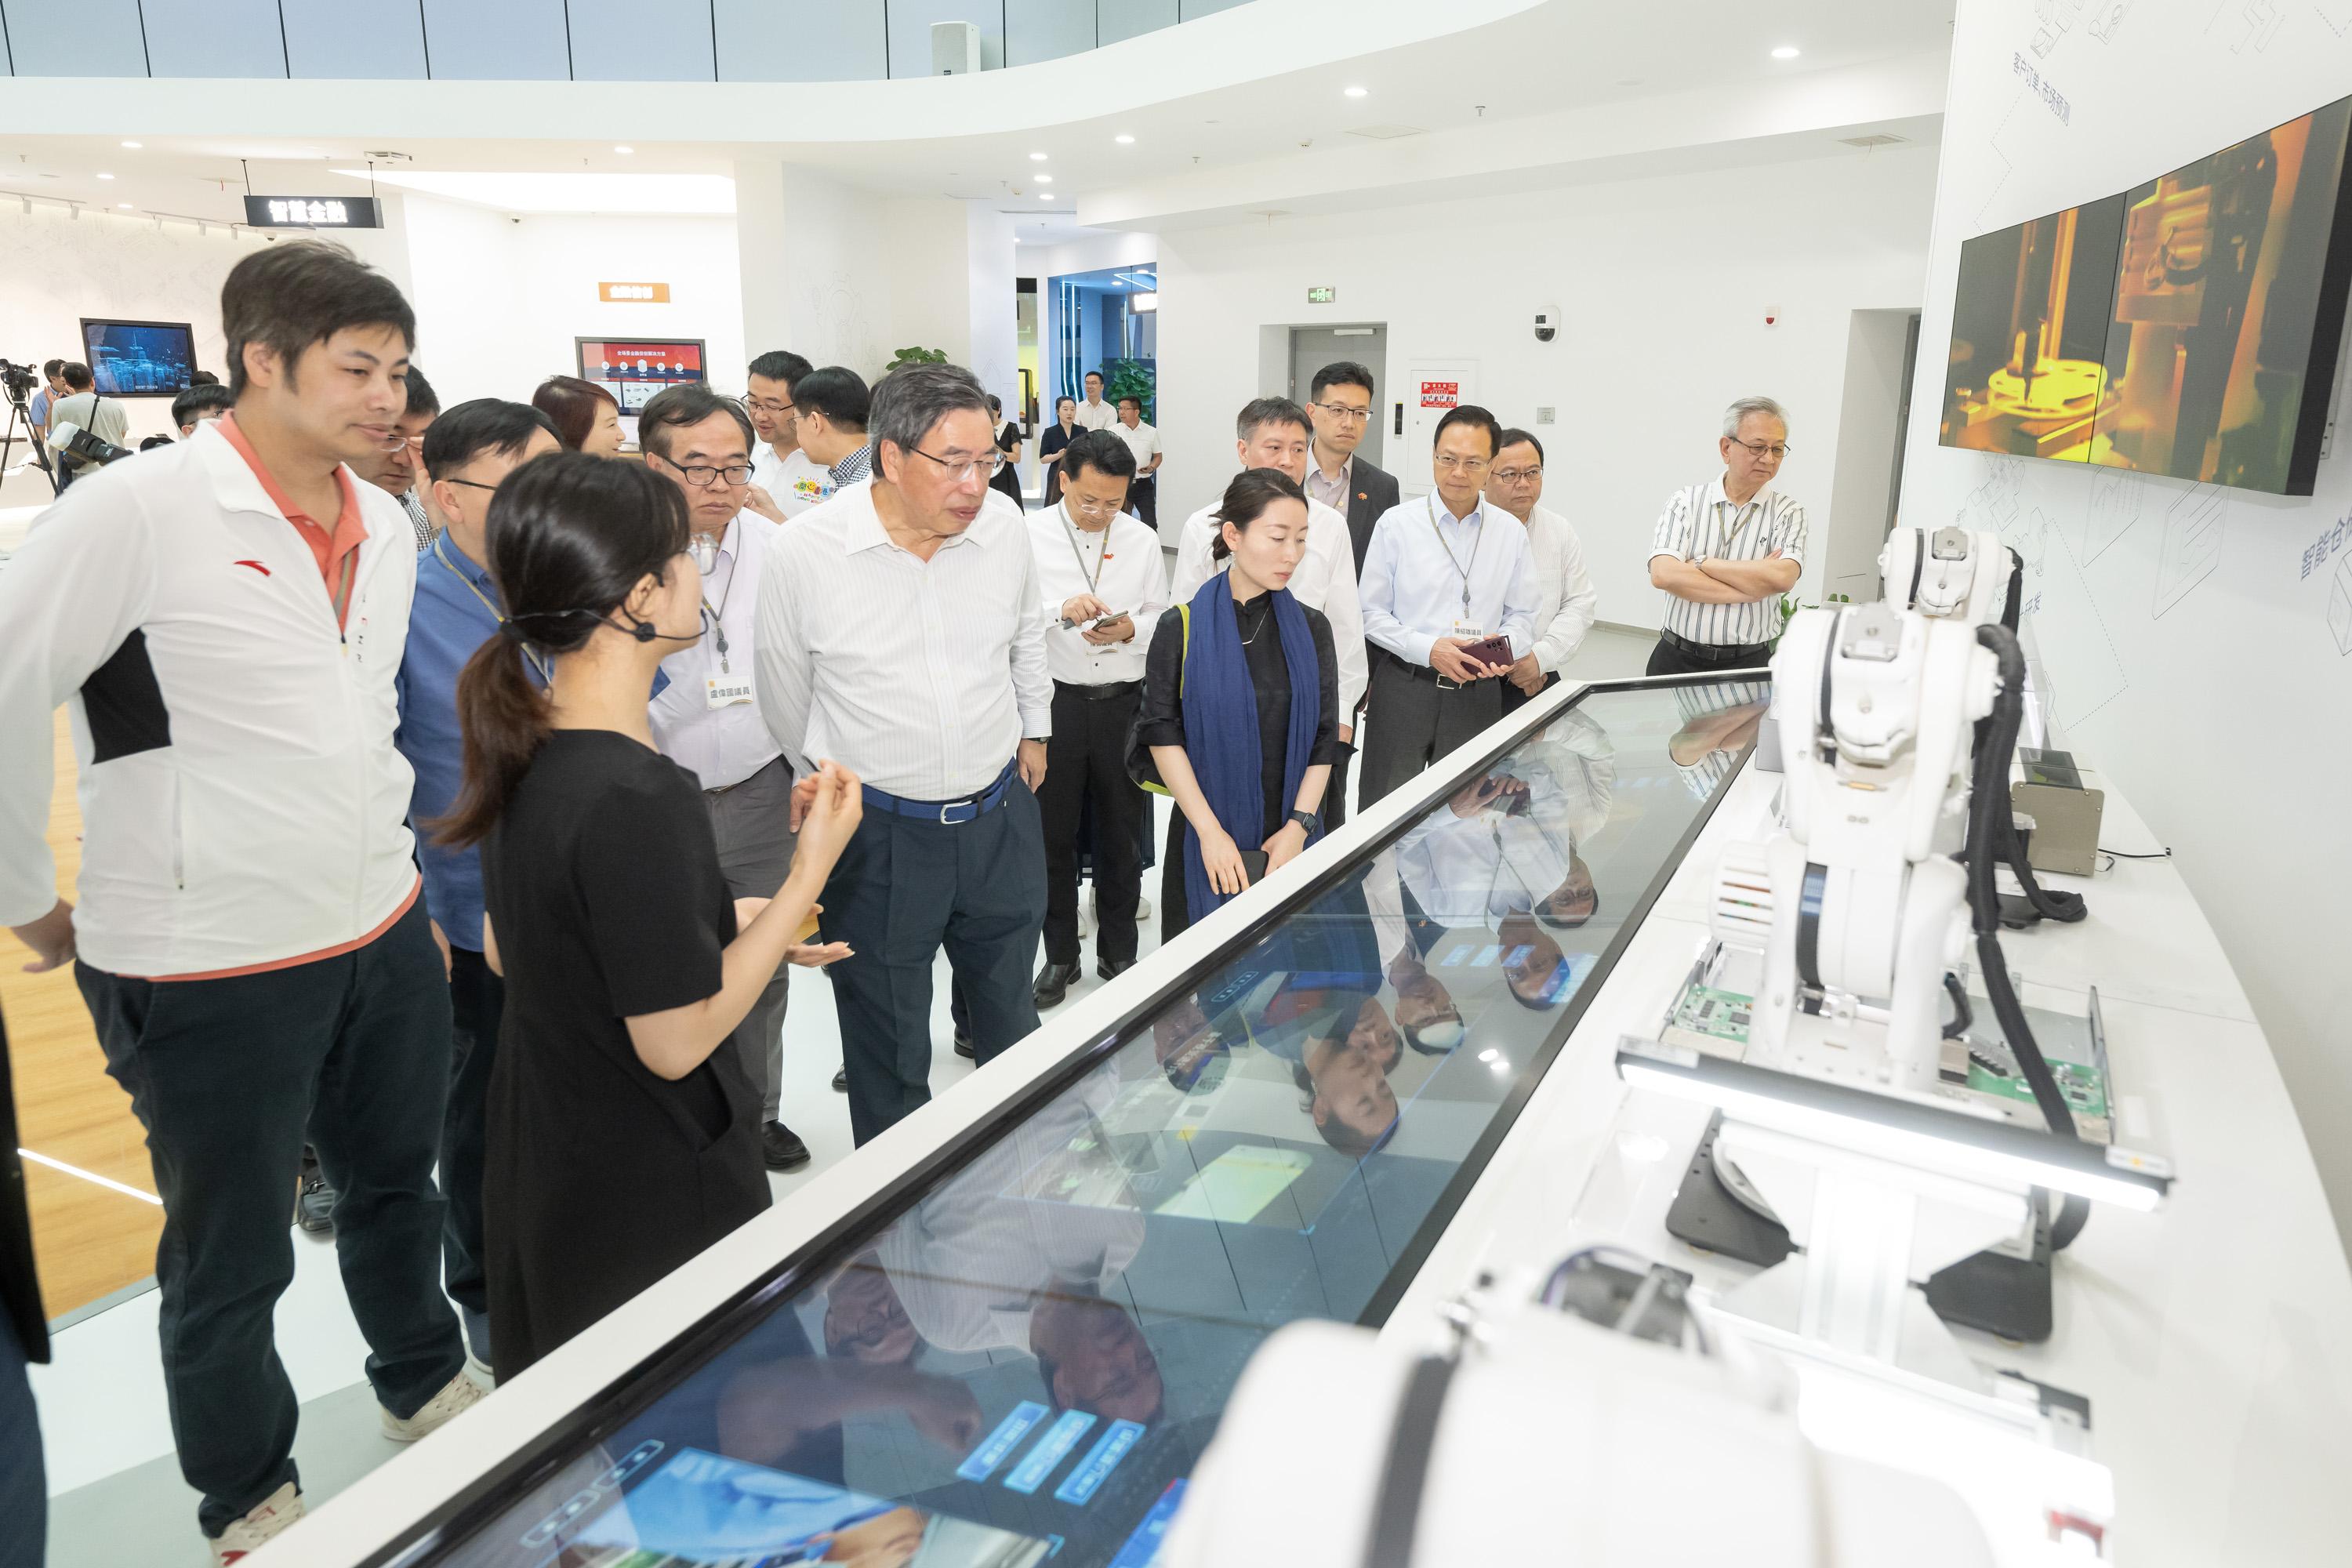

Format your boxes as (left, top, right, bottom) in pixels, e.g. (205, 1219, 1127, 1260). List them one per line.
(1649, 478, 1806, 648)
(755, 485, 1052, 800)
(1670, 678, 1772, 801)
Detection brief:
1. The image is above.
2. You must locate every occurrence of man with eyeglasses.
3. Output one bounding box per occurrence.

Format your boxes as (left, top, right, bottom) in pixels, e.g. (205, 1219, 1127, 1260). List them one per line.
(1356, 405, 1538, 808)
(1024, 430, 1163, 1009)
(1303, 361, 1402, 575)
(639, 383, 814, 1174)
(1112, 395, 1161, 530)
(351, 365, 439, 548)
(1645, 395, 1806, 676)
(1167, 396, 1368, 826)
(746, 348, 828, 519)
(394, 398, 562, 1380)
(1483, 429, 1596, 714)
(757, 363, 1054, 1146)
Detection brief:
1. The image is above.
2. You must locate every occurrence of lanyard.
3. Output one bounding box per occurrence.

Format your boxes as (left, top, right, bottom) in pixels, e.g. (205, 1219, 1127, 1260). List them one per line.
(328, 546, 359, 631)
(1061, 509, 1109, 594)
(432, 536, 548, 683)
(1426, 496, 1485, 617)
(692, 529, 739, 671)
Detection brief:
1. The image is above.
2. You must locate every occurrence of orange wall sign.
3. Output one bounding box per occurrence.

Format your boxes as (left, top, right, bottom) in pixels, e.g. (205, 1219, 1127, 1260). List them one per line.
(599, 281, 671, 303)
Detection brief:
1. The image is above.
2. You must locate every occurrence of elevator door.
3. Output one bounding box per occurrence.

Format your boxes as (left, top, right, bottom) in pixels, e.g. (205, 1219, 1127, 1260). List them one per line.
(1288, 325, 1387, 470)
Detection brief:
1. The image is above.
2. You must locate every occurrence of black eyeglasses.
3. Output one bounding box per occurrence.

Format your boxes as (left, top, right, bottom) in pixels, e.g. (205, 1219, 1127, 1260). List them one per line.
(651, 452, 754, 487)
(442, 477, 499, 493)
(1726, 436, 1791, 460)
(905, 445, 1004, 482)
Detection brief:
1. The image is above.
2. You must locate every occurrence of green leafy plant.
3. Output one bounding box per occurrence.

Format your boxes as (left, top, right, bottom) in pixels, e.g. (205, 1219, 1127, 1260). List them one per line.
(1770, 590, 1850, 650)
(884, 345, 949, 374)
(1103, 358, 1156, 422)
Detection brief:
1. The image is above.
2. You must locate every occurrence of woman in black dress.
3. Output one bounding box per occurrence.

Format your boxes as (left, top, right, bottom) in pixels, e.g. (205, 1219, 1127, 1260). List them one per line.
(438, 454, 862, 1377)
(1037, 395, 1079, 510)
(986, 394, 1025, 509)
(1138, 469, 1338, 940)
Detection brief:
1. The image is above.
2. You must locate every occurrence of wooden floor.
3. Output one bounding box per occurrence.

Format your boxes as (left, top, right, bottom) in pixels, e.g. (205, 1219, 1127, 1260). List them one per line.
(3, 709, 164, 1319)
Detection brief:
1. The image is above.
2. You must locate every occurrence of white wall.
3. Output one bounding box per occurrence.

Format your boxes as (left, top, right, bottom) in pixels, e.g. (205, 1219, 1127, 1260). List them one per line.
(1900, 0, 2352, 1243)
(0, 203, 269, 449)
(1155, 146, 1939, 621)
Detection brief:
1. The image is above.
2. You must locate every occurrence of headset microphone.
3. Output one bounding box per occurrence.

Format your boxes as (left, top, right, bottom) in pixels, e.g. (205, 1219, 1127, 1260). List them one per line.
(612, 603, 715, 644)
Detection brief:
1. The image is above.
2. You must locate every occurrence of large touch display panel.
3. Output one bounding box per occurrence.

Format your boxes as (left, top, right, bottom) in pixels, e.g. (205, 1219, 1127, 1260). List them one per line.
(393, 678, 1770, 1568)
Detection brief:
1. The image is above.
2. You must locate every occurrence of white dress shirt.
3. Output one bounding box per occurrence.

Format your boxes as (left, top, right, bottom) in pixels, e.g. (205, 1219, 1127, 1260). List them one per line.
(1359, 494, 1539, 667)
(649, 514, 786, 792)
(752, 445, 833, 518)
(756, 483, 1052, 800)
(1113, 419, 1161, 477)
(1169, 494, 1369, 720)
(1517, 501, 1599, 673)
(1648, 477, 1807, 647)
(1074, 397, 1120, 432)
(1391, 707, 1617, 924)
(1029, 501, 1169, 686)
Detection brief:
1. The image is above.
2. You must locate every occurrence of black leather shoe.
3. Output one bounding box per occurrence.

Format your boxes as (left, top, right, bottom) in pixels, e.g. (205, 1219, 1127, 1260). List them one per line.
(954, 1029, 977, 1060)
(295, 1174, 336, 1235)
(1096, 957, 1137, 982)
(762, 1120, 811, 1171)
(1033, 960, 1083, 1009)
(831, 1065, 848, 1093)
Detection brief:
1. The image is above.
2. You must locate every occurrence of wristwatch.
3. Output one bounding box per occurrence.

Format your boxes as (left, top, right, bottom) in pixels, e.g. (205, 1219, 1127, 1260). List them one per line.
(1287, 809, 1323, 835)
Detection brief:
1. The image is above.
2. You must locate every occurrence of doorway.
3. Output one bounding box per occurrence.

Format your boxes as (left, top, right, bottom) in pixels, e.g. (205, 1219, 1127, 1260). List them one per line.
(1287, 325, 1387, 469)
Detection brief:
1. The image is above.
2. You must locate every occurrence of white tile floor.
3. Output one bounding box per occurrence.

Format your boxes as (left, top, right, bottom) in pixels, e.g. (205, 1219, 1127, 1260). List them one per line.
(27, 624, 1660, 1564)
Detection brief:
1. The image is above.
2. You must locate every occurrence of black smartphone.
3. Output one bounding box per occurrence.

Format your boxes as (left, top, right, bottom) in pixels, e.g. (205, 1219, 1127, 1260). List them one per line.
(1239, 850, 1270, 885)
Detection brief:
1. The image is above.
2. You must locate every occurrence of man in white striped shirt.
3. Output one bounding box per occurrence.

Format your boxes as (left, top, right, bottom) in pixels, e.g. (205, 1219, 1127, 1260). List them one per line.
(756, 363, 1053, 1146)
(1645, 396, 1805, 676)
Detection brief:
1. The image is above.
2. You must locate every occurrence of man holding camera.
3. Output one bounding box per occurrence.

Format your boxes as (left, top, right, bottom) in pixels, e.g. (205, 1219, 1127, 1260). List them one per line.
(45, 362, 129, 492)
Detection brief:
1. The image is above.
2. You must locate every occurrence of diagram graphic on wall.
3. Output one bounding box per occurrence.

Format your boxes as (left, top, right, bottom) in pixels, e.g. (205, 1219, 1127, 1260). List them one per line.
(575, 338, 706, 412)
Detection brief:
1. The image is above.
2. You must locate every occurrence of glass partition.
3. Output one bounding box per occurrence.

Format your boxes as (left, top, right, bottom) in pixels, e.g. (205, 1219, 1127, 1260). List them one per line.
(384, 676, 1771, 1568)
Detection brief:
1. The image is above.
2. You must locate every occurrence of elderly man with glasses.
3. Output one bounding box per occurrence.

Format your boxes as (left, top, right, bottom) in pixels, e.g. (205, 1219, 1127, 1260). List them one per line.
(350, 365, 440, 547)
(1483, 428, 1596, 714)
(638, 383, 817, 1174)
(1645, 395, 1806, 677)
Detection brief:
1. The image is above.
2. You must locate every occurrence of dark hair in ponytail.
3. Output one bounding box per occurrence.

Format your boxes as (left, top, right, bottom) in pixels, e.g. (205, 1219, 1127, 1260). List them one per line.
(435, 453, 690, 847)
(1207, 467, 1308, 561)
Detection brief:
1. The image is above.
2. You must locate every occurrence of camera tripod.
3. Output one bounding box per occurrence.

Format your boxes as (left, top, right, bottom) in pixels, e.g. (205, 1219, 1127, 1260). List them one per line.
(0, 394, 58, 499)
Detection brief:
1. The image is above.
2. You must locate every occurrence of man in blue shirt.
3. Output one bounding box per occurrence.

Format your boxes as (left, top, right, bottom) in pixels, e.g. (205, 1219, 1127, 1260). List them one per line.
(394, 398, 561, 1379)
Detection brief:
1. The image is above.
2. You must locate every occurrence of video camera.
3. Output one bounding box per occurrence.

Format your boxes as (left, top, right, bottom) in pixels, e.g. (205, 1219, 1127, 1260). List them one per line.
(0, 358, 37, 405)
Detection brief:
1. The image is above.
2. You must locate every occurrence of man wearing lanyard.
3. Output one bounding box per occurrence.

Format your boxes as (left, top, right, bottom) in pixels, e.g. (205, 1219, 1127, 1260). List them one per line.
(1356, 405, 1538, 808)
(639, 384, 811, 1172)
(1167, 396, 1369, 826)
(1645, 396, 1805, 675)
(757, 363, 1054, 1146)
(746, 348, 829, 520)
(1026, 430, 1166, 1009)
(394, 398, 562, 1379)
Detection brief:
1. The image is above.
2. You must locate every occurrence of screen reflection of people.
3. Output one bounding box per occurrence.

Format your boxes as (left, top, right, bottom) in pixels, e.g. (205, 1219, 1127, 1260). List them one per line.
(821, 1251, 922, 1366)
(875, 1069, 1165, 1423)
(583, 1443, 942, 1568)
(1666, 681, 1769, 802)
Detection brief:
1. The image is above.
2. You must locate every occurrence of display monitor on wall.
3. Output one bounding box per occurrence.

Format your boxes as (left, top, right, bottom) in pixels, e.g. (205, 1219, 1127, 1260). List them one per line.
(78, 318, 196, 397)
(575, 337, 706, 416)
(1939, 93, 2352, 496)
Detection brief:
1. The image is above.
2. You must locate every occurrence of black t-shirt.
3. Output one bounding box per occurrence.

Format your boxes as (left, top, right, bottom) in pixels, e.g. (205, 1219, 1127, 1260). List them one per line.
(1138, 593, 1339, 843)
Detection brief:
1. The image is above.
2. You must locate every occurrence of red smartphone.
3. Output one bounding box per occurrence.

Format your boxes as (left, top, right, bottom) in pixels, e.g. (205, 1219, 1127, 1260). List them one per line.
(1457, 634, 1514, 673)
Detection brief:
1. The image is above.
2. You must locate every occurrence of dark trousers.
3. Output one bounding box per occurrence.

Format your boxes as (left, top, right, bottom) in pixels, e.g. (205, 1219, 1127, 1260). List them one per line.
(1644, 633, 1773, 677)
(1040, 681, 1145, 967)
(1324, 743, 1354, 829)
(75, 900, 463, 1536)
(1131, 474, 1157, 529)
(823, 779, 1047, 1145)
(441, 946, 503, 1345)
(1359, 656, 1504, 808)
(0, 1311, 41, 1568)
(705, 759, 795, 1123)
(1497, 669, 1561, 717)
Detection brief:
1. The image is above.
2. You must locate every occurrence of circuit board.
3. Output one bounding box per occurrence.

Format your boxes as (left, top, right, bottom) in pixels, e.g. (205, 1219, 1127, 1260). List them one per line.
(1965, 1058, 2109, 1122)
(1664, 984, 1753, 1058)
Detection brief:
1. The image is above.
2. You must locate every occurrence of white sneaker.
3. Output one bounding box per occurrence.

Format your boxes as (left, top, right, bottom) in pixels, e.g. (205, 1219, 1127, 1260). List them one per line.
(209, 1482, 303, 1564)
(381, 1370, 486, 1443)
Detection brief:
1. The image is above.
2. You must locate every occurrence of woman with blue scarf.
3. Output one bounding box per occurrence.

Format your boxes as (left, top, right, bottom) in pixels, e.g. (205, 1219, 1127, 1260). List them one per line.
(1138, 469, 1341, 939)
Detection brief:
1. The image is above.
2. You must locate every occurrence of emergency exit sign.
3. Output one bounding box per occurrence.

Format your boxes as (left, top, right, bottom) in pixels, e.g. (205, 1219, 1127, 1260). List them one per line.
(1306, 285, 1336, 304)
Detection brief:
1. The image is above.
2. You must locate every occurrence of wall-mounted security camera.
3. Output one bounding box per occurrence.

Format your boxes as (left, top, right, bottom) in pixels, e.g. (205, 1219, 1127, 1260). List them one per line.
(1534, 308, 1559, 344)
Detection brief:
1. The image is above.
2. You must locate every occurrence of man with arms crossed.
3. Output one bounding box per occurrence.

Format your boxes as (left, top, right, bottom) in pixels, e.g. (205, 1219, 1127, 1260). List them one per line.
(1646, 396, 1805, 676)
(0, 241, 475, 1563)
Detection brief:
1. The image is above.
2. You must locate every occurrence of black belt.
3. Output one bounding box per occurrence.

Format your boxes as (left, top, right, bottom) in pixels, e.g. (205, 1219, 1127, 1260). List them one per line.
(1381, 649, 1491, 691)
(861, 760, 1019, 826)
(1660, 629, 1772, 663)
(1054, 678, 1142, 702)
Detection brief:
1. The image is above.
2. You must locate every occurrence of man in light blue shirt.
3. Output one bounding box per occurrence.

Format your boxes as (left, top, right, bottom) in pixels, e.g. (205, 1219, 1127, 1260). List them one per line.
(1357, 405, 1537, 807)
(392, 398, 561, 1378)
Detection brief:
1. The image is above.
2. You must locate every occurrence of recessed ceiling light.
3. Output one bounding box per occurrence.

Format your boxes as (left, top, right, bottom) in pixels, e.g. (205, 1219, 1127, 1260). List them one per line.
(1343, 85, 1368, 98)
(121, 140, 142, 150)
(1039, 192, 1053, 200)
(614, 144, 633, 154)
(1029, 151, 1048, 162)
(97, 172, 114, 180)
(1115, 133, 1134, 144)
(1036, 174, 1053, 184)
(1771, 45, 1800, 59)
(117, 201, 132, 209)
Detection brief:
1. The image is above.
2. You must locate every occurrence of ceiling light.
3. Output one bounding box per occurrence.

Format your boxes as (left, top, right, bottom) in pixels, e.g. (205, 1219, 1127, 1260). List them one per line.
(97, 172, 114, 180)
(1344, 85, 1368, 98)
(1040, 192, 1054, 200)
(1771, 45, 1800, 59)
(614, 144, 633, 154)
(121, 140, 143, 150)
(1029, 151, 1047, 162)
(1115, 134, 1134, 145)
(117, 201, 132, 209)
(1036, 175, 1053, 184)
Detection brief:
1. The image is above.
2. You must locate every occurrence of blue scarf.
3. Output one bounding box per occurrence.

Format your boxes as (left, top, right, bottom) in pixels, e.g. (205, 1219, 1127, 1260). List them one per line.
(1179, 575, 1322, 921)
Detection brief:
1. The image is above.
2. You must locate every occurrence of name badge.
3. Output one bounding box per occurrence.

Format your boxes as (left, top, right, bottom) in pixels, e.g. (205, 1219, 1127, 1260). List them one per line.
(706, 673, 755, 710)
(1453, 621, 1486, 637)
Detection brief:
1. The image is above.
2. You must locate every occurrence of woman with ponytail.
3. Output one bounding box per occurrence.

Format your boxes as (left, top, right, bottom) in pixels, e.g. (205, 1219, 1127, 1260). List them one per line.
(1138, 469, 1339, 939)
(438, 453, 862, 1377)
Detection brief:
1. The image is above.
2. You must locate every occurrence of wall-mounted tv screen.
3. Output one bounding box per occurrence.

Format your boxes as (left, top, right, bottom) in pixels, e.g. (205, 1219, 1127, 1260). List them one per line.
(79, 318, 196, 397)
(575, 337, 706, 415)
(1940, 93, 2352, 496)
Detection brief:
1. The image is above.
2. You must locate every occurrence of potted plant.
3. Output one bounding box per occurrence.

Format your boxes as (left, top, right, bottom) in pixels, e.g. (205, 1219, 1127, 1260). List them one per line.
(884, 346, 949, 375)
